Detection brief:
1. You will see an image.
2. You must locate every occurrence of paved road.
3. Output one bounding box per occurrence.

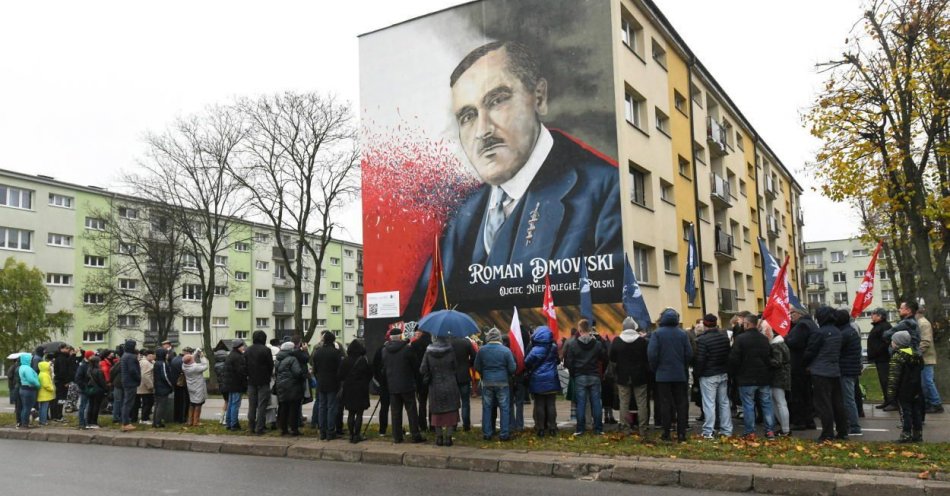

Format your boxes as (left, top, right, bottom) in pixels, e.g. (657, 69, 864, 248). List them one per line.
(0, 439, 746, 495)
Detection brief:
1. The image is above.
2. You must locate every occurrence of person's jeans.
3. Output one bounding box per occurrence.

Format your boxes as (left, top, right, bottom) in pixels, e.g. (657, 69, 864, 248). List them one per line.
(39, 401, 50, 424)
(458, 382, 472, 428)
(153, 394, 171, 426)
(574, 374, 603, 434)
(922, 365, 942, 407)
(656, 381, 688, 437)
(390, 391, 421, 441)
(700, 373, 733, 437)
(771, 387, 790, 434)
(739, 385, 775, 435)
(121, 386, 137, 425)
(317, 391, 338, 437)
(226, 392, 243, 429)
(247, 383, 270, 433)
(481, 384, 511, 439)
(78, 393, 89, 428)
(18, 388, 37, 426)
(112, 386, 124, 423)
(840, 376, 860, 431)
(511, 381, 526, 431)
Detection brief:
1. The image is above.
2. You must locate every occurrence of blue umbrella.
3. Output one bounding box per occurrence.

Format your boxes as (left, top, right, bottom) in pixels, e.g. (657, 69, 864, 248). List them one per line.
(417, 310, 479, 338)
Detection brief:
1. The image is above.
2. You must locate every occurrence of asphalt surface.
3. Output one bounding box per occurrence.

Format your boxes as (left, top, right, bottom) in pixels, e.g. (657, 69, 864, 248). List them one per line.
(0, 439, 747, 495)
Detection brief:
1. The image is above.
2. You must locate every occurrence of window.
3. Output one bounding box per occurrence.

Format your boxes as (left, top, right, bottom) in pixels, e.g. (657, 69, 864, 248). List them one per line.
(345, 319, 355, 328)
(213, 285, 228, 296)
(118, 207, 138, 219)
(879, 269, 891, 280)
(84, 255, 105, 267)
(738, 179, 747, 197)
(806, 272, 825, 284)
(182, 253, 197, 268)
(0, 185, 33, 209)
(215, 255, 228, 267)
(316, 319, 327, 327)
(233, 242, 250, 252)
(255, 289, 269, 299)
(235, 301, 248, 310)
(235, 330, 249, 340)
(659, 180, 674, 204)
(624, 89, 646, 130)
(344, 272, 354, 281)
(255, 260, 269, 271)
(344, 249, 354, 257)
(318, 293, 327, 302)
(852, 248, 869, 257)
(330, 257, 340, 266)
(345, 295, 354, 304)
(830, 251, 846, 263)
(805, 254, 822, 265)
(654, 107, 670, 136)
(678, 156, 691, 178)
(833, 292, 849, 305)
(182, 284, 203, 301)
(330, 281, 340, 290)
(674, 91, 687, 115)
(620, 13, 643, 56)
(808, 293, 825, 305)
(301, 319, 311, 330)
(118, 242, 136, 255)
(254, 232, 269, 243)
(47, 233, 73, 247)
(629, 164, 648, 207)
(302, 293, 311, 306)
(632, 243, 653, 283)
(255, 318, 269, 328)
(854, 270, 865, 278)
(331, 305, 342, 314)
(833, 272, 847, 283)
(682, 222, 692, 241)
(48, 193, 73, 208)
(212, 317, 228, 327)
(702, 262, 714, 282)
(697, 202, 710, 222)
(663, 251, 678, 274)
(117, 315, 138, 327)
(736, 133, 744, 151)
(0, 227, 32, 251)
(321, 269, 327, 278)
(83, 331, 106, 343)
(882, 290, 895, 302)
(83, 293, 105, 305)
(302, 267, 312, 280)
(651, 38, 667, 68)
(182, 317, 200, 333)
(235, 271, 249, 281)
(46, 273, 72, 286)
(118, 278, 137, 291)
(690, 82, 703, 108)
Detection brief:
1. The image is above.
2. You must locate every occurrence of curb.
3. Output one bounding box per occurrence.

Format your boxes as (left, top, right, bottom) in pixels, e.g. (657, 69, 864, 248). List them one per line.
(1, 427, 947, 495)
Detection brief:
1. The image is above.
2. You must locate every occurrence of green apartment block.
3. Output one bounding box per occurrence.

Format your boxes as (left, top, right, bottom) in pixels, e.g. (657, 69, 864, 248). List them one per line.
(0, 168, 364, 351)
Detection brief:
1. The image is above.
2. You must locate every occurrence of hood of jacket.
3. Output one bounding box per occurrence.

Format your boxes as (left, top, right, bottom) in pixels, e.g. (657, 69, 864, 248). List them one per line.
(252, 330, 267, 345)
(20, 353, 32, 367)
(124, 339, 137, 354)
(275, 349, 294, 363)
(833, 309, 851, 327)
(531, 326, 554, 345)
(385, 339, 409, 353)
(815, 306, 836, 326)
(771, 334, 785, 345)
(347, 339, 366, 357)
(38, 361, 50, 374)
(426, 338, 453, 357)
(214, 349, 228, 362)
(576, 334, 597, 349)
(619, 329, 640, 343)
(156, 348, 168, 363)
(659, 308, 680, 327)
(34, 346, 44, 357)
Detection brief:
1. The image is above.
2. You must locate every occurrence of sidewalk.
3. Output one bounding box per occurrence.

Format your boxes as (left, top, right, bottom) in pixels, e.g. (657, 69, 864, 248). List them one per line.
(2, 426, 949, 496)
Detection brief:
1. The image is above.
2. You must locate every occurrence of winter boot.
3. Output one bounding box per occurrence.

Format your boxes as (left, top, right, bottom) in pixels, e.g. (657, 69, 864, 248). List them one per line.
(897, 431, 914, 443)
(912, 429, 923, 443)
(445, 426, 455, 447)
(435, 427, 444, 446)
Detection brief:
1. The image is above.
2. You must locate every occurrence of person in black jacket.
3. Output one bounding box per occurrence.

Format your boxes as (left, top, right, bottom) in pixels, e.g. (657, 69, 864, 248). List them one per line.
(152, 348, 174, 428)
(695, 314, 733, 439)
(224, 339, 248, 431)
(74, 350, 93, 429)
(804, 306, 849, 442)
(786, 306, 818, 430)
(339, 339, 372, 443)
(274, 342, 304, 436)
(866, 308, 895, 410)
(836, 309, 863, 436)
(312, 332, 343, 440)
(119, 339, 141, 431)
(609, 317, 651, 435)
(51, 344, 72, 422)
(451, 336, 476, 431)
(564, 319, 607, 436)
(245, 330, 274, 435)
(85, 356, 108, 429)
(729, 315, 775, 439)
(382, 327, 425, 443)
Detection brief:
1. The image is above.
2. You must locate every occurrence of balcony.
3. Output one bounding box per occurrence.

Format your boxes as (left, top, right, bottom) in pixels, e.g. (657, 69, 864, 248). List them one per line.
(806, 282, 827, 292)
(806, 261, 825, 270)
(273, 277, 294, 289)
(797, 209, 804, 226)
(765, 175, 779, 199)
(357, 283, 364, 295)
(767, 215, 780, 238)
(272, 246, 296, 261)
(718, 288, 738, 312)
(273, 301, 294, 316)
(714, 227, 736, 261)
(710, 174, 732, 208)
(707, 117, 728, 158)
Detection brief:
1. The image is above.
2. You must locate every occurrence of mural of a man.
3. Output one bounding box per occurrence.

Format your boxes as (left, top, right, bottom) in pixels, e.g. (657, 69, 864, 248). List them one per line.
(407, 40, 622, 316)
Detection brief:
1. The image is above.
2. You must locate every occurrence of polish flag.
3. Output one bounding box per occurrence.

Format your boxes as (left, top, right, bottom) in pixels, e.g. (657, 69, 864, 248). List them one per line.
(542, 275, 558, 332)
(763, 256, 791, 336)
(851, 240, 883, 318)
(420, 234, 442, 317)
(509, 307, 526, 375)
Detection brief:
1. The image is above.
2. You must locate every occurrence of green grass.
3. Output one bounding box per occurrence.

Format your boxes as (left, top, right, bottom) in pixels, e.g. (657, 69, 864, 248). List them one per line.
(0, 382, 7, 397)
(861, 365, 884, 402)
(0, 412, 946, 475)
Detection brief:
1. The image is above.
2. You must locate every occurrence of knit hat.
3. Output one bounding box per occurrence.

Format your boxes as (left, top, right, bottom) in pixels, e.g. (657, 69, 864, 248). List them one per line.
(892, 330, 911, 348)
(486, 327, 502, 343)
(790, 305, 808, 316)
(871, 307, 888, 318)
(703, 313, 718, 327)
(622, 316, 639, 331)
(231, 338, 246, 349)
(83, 350, 95, 360)
(280, 342, 295, 351)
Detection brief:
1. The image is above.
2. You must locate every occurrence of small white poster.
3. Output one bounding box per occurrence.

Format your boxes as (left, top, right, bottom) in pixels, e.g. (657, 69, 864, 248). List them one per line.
(366, 291, 400, 319)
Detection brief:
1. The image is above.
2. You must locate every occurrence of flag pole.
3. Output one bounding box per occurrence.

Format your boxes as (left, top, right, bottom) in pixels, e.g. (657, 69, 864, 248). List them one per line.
(437, 235, 449, 308)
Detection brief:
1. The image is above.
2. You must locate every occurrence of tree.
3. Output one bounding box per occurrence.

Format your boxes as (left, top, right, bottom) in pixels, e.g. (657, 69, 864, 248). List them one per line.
(233, 92, 360, 343)
(130, 105, 250, 363)
(81, 201, 187, 346)
(807, 0, 949, 327)
(0, 257, 71, 360)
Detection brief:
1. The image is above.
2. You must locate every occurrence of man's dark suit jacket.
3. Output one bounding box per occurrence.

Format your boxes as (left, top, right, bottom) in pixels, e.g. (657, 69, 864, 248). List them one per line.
(405, 130, 622, 316)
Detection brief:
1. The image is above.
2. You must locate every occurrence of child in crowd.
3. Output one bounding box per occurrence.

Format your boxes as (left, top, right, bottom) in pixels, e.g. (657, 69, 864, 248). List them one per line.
(37, 361, 55, 425)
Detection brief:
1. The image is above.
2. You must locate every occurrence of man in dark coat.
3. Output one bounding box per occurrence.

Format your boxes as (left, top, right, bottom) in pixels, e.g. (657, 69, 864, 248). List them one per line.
(564, 319, 607, 437)
(152, 348, 174, 427)
(647, 308, 692, 442)
(119, 339, 141, 431)
(51, 344, 72, 422)
(695, 314, 733, 438)
(837, 310, 864, 436)
(451, 336, 476, 431)
(311, 332, 343, 440)
(245, 330, 274, 435)
(804, 306, 849, 442)
(786, 305, 818, 430)
(165, 341, 187, 424)
(382, 328, 425, 443)
(866, 308, 895, 410)
(224, 339, 248, 431)
(410, 328, 432, 431)
(339, 339, 372, 443)
(609, 317, 651, 435)
(729, 315, 775, 439)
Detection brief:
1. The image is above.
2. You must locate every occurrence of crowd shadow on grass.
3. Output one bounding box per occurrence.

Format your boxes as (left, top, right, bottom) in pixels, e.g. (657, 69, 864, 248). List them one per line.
(0, 412, 945, 474)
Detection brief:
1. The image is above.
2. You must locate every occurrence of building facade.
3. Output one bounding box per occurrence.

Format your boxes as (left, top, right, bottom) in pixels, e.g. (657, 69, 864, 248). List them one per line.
(0, 168, 363, 351)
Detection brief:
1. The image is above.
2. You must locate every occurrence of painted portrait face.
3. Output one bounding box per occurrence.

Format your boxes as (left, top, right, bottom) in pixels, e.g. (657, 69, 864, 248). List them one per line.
(451, 47, 547, 186)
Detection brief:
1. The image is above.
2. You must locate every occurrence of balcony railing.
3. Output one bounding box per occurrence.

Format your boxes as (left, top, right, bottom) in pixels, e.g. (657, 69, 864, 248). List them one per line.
(273, 277, 293, 289)
(765, 175, 779, 199)
(718, 288, 738, 312)
(714, 228, 735, 261)
(272, 246, 296, 261)
(707, 117, 728, 157)
(806, 282, 827, 292)
(710, 173, 732, 208)
(273, 301, 293, 315)
(767, 215, 780, 238)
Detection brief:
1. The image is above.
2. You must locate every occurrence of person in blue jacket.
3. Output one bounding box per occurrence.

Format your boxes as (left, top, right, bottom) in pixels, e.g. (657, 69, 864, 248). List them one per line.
(647, 308, 692, 442)
(18, 353, 40, 428)
(524, 326, 560, 437)
(474, 328, 516, 441)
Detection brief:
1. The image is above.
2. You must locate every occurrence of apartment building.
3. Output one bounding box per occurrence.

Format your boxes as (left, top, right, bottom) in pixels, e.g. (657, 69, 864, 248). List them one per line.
(0, 168, 364, 350)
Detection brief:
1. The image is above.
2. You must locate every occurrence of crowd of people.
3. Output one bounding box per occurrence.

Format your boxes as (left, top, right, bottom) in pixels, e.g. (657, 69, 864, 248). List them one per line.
(6, 300, 941, 446)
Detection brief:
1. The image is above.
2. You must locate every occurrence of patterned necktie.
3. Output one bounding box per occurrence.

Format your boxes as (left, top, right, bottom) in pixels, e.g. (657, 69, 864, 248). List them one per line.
(484, 187, 509, 255)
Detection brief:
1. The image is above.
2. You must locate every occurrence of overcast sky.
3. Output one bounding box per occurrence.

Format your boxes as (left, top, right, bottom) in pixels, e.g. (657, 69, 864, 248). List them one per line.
(0, 0, 865, 243)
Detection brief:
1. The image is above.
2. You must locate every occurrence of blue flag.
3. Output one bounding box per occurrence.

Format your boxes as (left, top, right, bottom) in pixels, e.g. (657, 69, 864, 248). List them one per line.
(685, 223, 698, 305)
(758, 237, 802, 309)
(578, 260, 594, 322)
(623, 253, 652, 330)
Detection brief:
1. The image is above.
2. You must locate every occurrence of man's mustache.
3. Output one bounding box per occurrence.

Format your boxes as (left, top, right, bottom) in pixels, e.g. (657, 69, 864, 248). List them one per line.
(477, 136, 505, 155)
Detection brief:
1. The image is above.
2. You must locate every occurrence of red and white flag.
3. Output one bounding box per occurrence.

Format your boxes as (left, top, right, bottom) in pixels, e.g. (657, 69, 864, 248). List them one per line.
(763, 256, 791, 336)
(420, 234, 442, 317)
(542, 275, 557, 332)
(509, 307, 526, 375)
(851, 240, 883, 318)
